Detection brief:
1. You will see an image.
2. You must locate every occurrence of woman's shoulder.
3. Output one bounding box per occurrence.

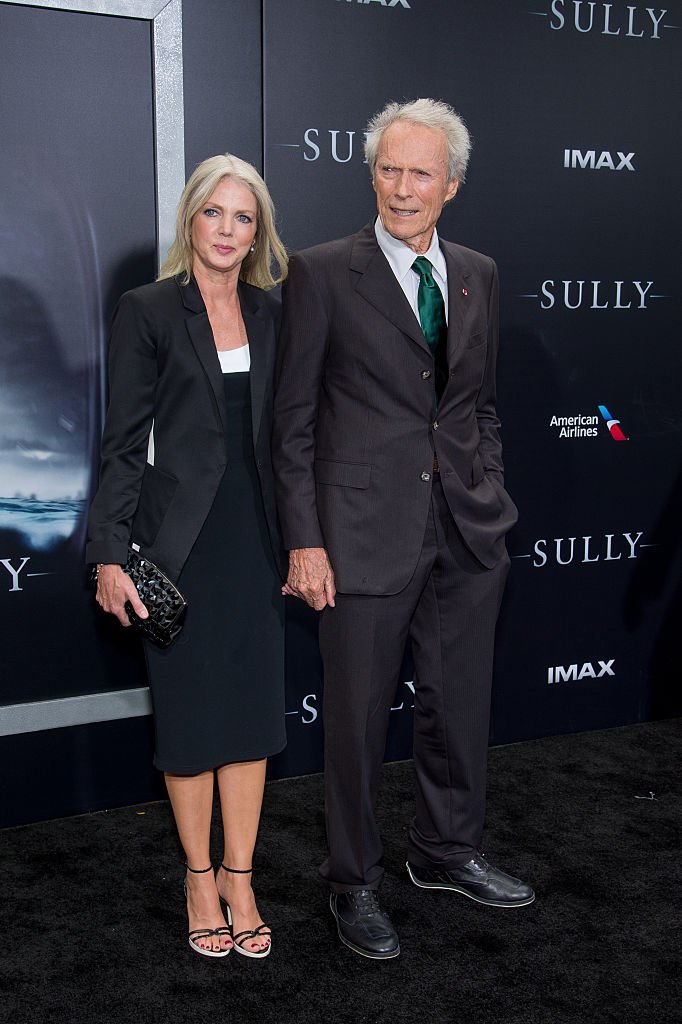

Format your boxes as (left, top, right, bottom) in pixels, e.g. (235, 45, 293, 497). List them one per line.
(117, 275, 182, 313)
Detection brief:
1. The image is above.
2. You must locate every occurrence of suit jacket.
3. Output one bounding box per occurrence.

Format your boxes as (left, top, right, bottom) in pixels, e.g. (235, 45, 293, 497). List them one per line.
(87, 275, 284, 582)
(272, 222, 517, 595)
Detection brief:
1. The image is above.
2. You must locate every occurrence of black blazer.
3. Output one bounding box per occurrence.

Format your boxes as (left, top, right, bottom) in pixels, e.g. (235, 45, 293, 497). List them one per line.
(272, 223, 518, 595)
(87, 275, 284, 582)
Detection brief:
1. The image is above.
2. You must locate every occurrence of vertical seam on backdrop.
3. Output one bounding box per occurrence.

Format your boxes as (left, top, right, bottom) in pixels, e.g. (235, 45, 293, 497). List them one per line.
(260, 0, 266, 177)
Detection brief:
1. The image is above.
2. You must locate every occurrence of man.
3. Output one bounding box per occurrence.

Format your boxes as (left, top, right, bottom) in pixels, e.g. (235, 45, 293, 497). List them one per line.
(273, 98, 534, 960)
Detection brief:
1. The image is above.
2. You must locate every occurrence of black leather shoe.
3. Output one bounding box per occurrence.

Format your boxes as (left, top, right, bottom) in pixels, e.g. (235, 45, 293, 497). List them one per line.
(329, 890, 400, 959)
(406, 853, 535, 907)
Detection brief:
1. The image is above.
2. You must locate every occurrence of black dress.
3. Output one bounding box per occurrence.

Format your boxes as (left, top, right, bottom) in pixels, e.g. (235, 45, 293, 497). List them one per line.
(145, 369, 286, 774)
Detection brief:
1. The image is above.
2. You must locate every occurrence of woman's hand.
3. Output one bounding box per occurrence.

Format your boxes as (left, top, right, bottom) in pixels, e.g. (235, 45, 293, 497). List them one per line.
(95, 563, 149, 627)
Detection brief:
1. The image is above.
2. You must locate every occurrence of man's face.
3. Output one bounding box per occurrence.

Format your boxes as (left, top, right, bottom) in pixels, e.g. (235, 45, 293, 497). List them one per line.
(373, 120, 459, 254)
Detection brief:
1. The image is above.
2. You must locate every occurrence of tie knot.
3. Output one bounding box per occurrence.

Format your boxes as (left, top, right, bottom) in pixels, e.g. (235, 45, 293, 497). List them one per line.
(412, 256, 437, 286)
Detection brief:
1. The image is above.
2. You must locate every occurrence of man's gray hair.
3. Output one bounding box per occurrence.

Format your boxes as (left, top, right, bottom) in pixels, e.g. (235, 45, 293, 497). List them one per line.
(364, 98, 471, 184)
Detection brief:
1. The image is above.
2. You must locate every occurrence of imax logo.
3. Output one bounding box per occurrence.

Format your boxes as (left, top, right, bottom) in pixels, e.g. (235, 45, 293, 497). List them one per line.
(564, 149, 635, 171)
(539, 3, 672, 38)
(547, 659, 615, 684)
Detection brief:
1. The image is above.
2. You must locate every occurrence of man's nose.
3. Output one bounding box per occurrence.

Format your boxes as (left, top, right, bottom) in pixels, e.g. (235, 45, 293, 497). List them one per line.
(394, 171, 412, 197)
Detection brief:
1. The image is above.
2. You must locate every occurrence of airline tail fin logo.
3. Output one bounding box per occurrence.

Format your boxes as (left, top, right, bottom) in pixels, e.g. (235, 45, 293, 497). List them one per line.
(598, 405, 628, 441)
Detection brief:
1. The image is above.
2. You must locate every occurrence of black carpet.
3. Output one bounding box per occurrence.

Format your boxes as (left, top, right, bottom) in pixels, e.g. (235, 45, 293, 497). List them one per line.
(1, 719, 679, 1024)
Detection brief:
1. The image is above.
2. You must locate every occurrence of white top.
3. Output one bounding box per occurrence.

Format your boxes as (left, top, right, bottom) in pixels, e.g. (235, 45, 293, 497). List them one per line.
(218, 344, 251, 373)
(374, 216, 449, 323)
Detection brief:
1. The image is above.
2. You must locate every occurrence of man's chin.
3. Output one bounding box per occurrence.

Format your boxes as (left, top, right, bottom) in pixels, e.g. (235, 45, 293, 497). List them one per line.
(385, 219, 418, 241)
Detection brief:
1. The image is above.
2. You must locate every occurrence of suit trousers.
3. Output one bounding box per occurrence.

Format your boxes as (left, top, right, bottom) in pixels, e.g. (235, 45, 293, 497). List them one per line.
(318, 476, 510, 892)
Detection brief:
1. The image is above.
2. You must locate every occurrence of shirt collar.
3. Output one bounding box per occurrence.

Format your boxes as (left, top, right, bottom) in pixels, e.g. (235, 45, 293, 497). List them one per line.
(374, 216, 447, 285)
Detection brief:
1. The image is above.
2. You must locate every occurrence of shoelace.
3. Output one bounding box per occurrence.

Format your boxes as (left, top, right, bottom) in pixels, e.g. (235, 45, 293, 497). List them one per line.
(350, 890, 383, 918)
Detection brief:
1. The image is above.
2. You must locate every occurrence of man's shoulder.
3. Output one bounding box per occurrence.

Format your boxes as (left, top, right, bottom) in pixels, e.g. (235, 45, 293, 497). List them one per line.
(439, 237, 496, 272)
(291, 232, 358, 266)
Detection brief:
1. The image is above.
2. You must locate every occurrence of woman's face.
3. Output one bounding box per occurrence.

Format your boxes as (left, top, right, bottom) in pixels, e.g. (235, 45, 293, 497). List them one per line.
(190, 177, 258, 279)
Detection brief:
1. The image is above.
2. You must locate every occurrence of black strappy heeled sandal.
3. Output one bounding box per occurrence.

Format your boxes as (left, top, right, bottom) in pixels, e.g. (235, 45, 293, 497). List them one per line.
(185, 864, 232, 959)
(218, 864, 272, 959)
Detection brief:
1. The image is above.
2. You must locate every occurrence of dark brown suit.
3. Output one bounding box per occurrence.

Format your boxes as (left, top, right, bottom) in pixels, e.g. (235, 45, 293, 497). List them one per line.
(273, 223, 517, 890)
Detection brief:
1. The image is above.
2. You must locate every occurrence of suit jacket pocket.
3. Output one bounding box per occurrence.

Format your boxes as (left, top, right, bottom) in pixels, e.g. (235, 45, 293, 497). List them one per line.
(314, 459, 371, 489)
(470, 452, 485, 486)
(131, 463, 179, 548)
(465, 329, 487, 350)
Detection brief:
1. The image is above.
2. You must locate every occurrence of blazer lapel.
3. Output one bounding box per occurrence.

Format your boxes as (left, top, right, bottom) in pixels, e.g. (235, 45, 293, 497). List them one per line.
(238, 281, 269, 446)
(443, 245, 471, 365)
(180, 277, 227, 431)
(350, 224, 430, 355)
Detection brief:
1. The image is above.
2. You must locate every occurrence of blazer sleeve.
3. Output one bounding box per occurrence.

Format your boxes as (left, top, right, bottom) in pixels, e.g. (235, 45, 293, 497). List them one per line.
(271, 253, 328, 551)
(475, 259, 505, 485)
(86, 292, 158, 565)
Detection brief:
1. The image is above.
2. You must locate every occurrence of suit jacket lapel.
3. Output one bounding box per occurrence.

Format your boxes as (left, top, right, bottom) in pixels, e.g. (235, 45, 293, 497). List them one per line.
(180, 277, 228, 432)
(350, 224, 430, 355)
(238, 281, 269, 446)
(442, 244, 471, 365)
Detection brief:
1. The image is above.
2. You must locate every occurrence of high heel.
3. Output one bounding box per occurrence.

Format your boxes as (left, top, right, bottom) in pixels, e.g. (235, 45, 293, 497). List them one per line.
(218, 864, 272, 959)
(185, 864, 232, 959)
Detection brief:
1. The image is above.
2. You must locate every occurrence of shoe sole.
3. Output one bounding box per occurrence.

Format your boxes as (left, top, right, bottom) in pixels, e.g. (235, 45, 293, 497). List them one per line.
(329, 896, 400, 960)
(223, 900, 271, 958)
(406, 862, 536, 908)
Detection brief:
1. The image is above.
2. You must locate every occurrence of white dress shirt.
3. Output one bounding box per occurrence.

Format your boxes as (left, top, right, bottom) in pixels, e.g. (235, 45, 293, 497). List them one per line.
(374, 216, 449, 324)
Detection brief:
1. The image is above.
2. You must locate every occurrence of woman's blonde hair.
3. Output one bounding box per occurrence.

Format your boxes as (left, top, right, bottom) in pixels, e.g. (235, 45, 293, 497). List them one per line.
(158, 154, 288, 289)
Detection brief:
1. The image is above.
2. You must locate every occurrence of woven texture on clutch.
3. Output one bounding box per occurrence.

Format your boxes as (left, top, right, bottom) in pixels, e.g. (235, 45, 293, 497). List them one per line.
(123, 548, 187, 648)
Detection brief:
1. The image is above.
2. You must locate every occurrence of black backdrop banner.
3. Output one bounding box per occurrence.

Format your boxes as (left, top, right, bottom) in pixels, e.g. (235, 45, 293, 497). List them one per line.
(1, 0, 680, 825)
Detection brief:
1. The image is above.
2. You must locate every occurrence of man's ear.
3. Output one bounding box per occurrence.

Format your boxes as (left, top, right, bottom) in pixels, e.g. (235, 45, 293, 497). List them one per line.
(445, 178, 459, 203)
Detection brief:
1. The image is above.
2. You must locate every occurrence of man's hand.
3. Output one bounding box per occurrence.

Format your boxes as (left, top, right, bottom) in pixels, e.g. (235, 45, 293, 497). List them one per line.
(284, 547, 336, 611)
(96, 563, 149, 628)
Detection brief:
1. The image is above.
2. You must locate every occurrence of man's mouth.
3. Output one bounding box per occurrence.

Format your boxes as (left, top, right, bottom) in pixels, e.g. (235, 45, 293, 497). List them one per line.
(390, 208, 418, 217)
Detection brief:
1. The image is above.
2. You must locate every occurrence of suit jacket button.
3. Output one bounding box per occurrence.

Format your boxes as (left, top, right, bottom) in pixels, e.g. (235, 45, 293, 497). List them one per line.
(432, 420, 439, 430)
(421, 369, 432, 380)
(421, 471, 431, 482)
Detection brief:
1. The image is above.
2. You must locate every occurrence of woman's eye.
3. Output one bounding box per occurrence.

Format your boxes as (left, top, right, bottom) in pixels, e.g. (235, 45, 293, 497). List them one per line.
(203, 207, 219, 217)
(237, 214, 253, 223)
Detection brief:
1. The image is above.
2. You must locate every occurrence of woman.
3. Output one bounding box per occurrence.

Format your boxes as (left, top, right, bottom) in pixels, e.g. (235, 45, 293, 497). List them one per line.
(87, 155, 288, 959)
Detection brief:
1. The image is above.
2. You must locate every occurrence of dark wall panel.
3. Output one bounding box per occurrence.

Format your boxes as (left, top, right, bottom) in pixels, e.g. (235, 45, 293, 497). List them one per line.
(1, 0, 679, 826)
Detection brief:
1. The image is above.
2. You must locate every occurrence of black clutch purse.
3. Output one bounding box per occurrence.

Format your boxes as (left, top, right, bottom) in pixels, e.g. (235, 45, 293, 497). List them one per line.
(95, 548, 187, 648)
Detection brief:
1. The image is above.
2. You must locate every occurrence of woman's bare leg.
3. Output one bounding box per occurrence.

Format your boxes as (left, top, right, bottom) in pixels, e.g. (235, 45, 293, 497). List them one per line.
(165, 770, 232, 954)
(215, 759, 270, 954)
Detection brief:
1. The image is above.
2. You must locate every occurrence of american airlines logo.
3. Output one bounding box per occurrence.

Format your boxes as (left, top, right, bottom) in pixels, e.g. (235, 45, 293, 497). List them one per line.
(548, 405, 628, 440)
(564, 149, 635, 171)
(531, 3, 675, 39)
(547, 659, 615, 684)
